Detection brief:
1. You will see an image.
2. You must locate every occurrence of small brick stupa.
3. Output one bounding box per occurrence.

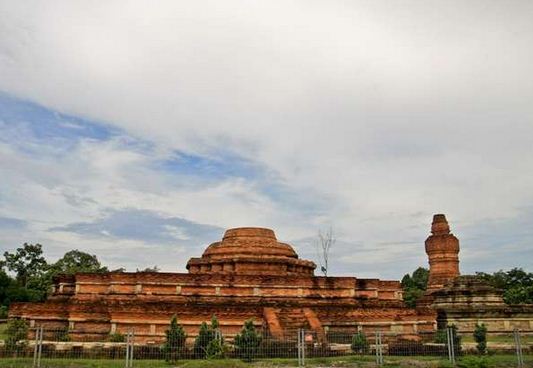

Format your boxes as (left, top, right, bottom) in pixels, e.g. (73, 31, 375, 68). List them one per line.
(425, 214, 460, 294)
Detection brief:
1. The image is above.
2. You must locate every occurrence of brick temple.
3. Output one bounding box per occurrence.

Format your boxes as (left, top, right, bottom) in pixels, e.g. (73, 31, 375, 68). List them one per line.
(9, 214, 533, 341)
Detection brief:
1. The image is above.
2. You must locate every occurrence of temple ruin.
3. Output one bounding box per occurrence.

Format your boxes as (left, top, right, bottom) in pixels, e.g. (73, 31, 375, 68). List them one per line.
(8, 214, 533, 341)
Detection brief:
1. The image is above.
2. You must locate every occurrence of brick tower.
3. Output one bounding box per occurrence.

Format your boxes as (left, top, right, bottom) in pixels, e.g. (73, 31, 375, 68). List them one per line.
(425, 214, 460, 294)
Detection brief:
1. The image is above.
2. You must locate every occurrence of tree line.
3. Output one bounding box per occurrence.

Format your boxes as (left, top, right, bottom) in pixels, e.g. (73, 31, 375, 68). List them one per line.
(0, 242, 161, 318)
(401, 266, 533, 307)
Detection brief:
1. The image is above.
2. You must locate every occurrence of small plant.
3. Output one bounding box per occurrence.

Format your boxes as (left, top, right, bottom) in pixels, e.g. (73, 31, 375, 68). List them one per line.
(457, 356, 489, 368)
(194, 321, 211, 357)
(5, 319, 28, 349)
(0, 305, 8, 319)
(473, 323, 487, 355)
(162, 315, 187, 362)
(434, 329, 448, 343)
(234, 319, 262, 362)
(194, 315, 225, 359)
(57, 328, 71, 342)
(351, 331, 369, 354)
(109, 332, 125, 342)
(206, 337, 225, 359)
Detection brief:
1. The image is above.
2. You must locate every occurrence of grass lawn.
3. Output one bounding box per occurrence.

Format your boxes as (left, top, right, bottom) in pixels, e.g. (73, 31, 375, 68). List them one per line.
(460, 333, 531, 344)
(0, 355, 530, 368)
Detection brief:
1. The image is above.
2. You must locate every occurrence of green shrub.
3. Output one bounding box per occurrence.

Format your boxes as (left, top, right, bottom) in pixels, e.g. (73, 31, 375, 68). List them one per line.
(351, 332, 369, 353)
(162, 315, 187, 362)
(206, 338, 225, 359)
(109, 332, 125, 342)
(5, 319, 28, 349)
(457, 356, 489, 368)
(234, 319, 261, 362)
(434, 329, 448, 343)
(0, 306, 8, 319)
(473, 323, 487, 355)
(194, 315, 225, 359)
(194, 322, 213, 357)
(51, 327, 70, 342)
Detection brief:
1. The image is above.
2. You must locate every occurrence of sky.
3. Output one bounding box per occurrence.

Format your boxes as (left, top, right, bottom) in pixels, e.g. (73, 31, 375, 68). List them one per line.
(0, 1, 532, 279)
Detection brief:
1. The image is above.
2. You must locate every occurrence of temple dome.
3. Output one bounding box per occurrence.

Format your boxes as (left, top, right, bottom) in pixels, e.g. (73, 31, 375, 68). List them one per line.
(186, 227, 316, 276)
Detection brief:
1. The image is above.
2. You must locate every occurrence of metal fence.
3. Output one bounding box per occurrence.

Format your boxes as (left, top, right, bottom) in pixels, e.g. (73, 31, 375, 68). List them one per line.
(0, 326, 531, 367)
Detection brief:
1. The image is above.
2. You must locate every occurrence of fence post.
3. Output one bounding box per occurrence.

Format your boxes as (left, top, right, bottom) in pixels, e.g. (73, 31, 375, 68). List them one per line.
(375, 330, 383, 366)
(125, 330, 134, 368)
(130, 330, 135, 367)
(125, 331, 129, 368)
(37, 326, 43, 368)
(446, 327, 456, 366)
(32, 328, 39, 368)
(298, 329, 306, 367)
(446, 328, 451, 362)
(514, 328, 524, 368)
(297, 329, 301, 366)
(379, 331, 383, 366)
(302, 329, 305, 366)
(297, 329, 306, 367)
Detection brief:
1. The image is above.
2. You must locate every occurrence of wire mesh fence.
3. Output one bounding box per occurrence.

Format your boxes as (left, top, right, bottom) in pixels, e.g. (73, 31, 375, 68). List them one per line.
(0, 324, 531, 367)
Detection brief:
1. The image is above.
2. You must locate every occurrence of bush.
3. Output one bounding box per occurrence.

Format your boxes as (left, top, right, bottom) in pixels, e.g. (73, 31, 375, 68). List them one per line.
(108, 332, 125, 342)
(194, 322, 212, 358)
(56, 328, 70, 342)
(0, 306, 8, 319)
(351, 332, 369, 354)
(206, 338, 225, 359)
(234, 319, 261, 362)
(457, 356, 489, 368)
(434, 329, 448, 344)
(162, 315, 187, 362)
(5, 319, 28, 349)
(473, 323, 487, 355)
(194, 315, 225, 359)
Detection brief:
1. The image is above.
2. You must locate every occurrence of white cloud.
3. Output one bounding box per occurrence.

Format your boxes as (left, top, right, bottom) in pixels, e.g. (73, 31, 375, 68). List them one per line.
(0, 1, 533, 277)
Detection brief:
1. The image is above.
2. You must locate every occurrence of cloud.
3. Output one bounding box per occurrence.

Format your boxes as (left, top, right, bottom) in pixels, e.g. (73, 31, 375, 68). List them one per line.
(51, 208, 223, 245)
(0, 216, 26, 230)
(0, 1, 532, 277)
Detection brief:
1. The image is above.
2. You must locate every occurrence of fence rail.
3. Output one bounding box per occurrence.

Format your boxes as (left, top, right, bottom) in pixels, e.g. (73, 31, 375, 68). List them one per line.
(0, 326, 531, 367)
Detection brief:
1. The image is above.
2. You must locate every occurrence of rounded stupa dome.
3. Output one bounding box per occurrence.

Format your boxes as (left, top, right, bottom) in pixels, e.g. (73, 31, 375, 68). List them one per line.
(186, 227, 315, 276)
(202, 227, 298, 259)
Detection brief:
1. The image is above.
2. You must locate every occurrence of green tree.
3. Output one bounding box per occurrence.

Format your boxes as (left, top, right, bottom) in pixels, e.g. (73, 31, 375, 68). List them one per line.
(109, 332, 125, 342)
(473, 323, 487, 354)
(194, 322, 212, 357)
(0, 269, 43, 307)
(51, 250, 108, 275)
(1, 246, 110, 311)
(476, 268, 533, 304)
(206, 338, 225, 359)
(5, 319, 28, 349)
(31, 249, 109, 300)
(0, 269, 12, 308)
(351, 332, 369, 354)
(193, 315, 224, 359)
(234, 319, 261, 362)
(401, 267, 429, 307)
(1, 244, 49, 304)
(162, 315, 187, 362)
(3, 243, 47, 288)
